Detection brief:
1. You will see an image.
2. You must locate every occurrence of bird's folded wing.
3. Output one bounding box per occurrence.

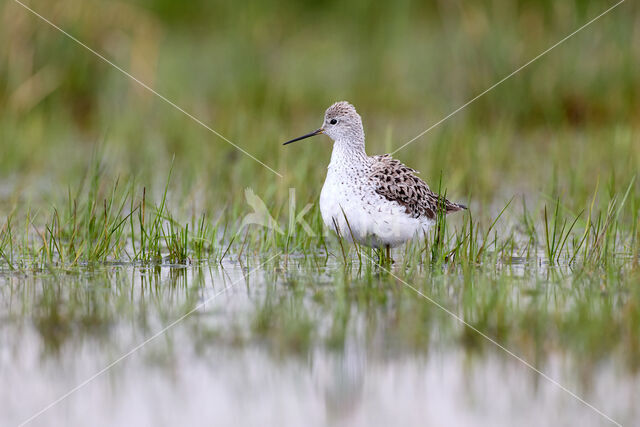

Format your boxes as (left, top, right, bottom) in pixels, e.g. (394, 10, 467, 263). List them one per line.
(370, 154, 462, 219)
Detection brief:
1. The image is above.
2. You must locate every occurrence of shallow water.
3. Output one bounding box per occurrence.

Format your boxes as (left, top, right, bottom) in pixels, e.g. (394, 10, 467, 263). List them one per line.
(1, 258, 638, 426)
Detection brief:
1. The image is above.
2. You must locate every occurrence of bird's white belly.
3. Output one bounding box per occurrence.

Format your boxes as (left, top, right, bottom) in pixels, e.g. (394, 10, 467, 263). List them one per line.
(319, 175, 431, 248)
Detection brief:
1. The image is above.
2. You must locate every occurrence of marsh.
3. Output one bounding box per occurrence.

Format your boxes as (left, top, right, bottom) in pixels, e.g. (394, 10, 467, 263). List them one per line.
(1, 1, 639, 426)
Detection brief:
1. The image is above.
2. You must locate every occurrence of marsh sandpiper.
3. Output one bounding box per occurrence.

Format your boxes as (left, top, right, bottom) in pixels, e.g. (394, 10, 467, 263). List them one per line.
(284, 101, 466, 256)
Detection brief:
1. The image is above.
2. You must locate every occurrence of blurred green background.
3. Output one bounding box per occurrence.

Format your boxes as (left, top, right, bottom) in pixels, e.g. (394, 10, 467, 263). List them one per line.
(0, 0, 638, 219)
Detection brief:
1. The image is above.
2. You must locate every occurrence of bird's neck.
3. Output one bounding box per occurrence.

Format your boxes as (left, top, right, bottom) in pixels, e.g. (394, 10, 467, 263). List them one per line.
(327, 140, 369, 179)
(329, 139, 368, 169)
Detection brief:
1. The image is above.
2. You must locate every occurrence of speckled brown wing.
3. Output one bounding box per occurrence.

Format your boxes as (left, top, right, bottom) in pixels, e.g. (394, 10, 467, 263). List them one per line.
(370, 154, 466, 220)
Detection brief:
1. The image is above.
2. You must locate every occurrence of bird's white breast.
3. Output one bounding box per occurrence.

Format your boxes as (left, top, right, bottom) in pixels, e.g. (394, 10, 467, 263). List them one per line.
(319, 144, 431, 248)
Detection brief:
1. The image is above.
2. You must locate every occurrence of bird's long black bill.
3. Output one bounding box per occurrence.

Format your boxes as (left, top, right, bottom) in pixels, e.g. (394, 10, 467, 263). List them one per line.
(283, 128, 323, 145)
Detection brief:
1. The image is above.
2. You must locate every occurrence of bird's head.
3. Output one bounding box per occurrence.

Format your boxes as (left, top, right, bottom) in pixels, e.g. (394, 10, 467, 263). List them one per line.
(283, 101, 365, 147)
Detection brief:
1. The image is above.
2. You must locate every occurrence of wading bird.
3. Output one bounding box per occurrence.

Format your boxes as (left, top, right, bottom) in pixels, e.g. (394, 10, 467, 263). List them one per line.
(284, 101, 466, 259)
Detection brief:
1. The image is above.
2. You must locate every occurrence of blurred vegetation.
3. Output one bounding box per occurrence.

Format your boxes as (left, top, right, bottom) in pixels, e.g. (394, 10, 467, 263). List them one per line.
(0, 0, 638, 212)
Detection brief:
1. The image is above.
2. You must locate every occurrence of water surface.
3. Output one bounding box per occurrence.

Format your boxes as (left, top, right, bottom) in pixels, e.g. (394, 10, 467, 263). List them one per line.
(1, 257, 637, 426)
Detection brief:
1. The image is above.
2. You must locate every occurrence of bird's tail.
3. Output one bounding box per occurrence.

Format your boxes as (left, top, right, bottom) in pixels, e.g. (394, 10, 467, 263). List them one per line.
(445, 200, 467, 213)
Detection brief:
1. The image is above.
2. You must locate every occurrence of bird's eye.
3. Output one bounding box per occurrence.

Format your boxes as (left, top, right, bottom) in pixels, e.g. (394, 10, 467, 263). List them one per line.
(329, 119, 337, 125)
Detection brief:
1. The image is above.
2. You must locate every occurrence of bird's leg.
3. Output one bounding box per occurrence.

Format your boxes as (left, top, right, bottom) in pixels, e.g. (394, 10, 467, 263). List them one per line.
(384, 245, 395, 265)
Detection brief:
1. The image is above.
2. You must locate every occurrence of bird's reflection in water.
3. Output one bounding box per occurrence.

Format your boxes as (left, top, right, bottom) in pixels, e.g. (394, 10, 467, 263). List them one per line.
(313, 340, 366, 425)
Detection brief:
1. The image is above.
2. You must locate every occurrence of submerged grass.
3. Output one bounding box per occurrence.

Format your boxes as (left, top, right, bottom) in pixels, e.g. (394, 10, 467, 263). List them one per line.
(0, 162, 637, 273)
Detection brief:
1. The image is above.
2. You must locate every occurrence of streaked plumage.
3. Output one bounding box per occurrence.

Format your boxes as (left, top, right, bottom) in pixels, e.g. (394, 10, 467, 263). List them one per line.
(371, 154, 466, 220)
(284, 101, 466, 249)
